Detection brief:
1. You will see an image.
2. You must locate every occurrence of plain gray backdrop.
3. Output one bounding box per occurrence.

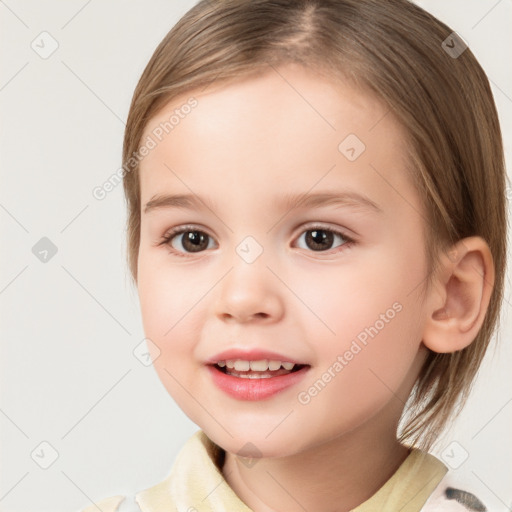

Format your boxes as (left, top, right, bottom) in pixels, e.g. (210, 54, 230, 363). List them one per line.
(1, 1, 511, 511)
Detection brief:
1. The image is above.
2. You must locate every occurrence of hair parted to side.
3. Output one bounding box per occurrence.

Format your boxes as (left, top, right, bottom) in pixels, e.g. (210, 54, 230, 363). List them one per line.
(122, 0, 507, 451)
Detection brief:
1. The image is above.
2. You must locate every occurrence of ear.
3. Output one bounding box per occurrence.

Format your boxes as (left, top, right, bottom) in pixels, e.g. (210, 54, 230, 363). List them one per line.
(422, 236, 495, 353)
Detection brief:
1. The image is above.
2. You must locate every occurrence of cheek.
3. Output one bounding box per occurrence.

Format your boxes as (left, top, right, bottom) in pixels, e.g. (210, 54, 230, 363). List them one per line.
(137, 256, 207, 421)
(295, 300, 425, 441)
(137, 254, 198, 369)
(288, 244, 426, 346)
(137, 249, 209, 335)
(291, 241, 427, 396)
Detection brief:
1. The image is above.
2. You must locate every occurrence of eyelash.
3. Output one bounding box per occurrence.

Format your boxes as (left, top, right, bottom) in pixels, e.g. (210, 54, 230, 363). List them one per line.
(158, 223, 355, 258)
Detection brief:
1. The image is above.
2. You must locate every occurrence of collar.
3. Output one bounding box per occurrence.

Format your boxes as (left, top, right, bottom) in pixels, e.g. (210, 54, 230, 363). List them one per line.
(135, 430, 448, 512)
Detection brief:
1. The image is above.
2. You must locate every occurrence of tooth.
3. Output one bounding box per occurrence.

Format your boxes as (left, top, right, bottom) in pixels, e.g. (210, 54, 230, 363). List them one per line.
(246, 373, 272, 379)
(234, 359, 250, 371)
(226, 360, 235, 369)
(249, 359, 269, 371)
(226, 370, 273, 379)
(217, 360, 226, 367)
(282, 362, 295, 370)
(268, 360, 281, 371)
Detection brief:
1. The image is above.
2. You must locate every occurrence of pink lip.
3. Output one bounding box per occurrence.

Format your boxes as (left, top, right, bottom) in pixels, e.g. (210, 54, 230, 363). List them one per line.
(206, 348, 306, 365)
(206, 364, 310, 401)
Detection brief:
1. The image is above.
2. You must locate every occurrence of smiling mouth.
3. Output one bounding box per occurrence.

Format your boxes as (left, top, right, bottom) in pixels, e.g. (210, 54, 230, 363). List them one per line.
(211, 361, 309, 379)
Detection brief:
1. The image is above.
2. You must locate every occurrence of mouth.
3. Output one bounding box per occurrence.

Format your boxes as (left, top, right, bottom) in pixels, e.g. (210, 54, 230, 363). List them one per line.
(205, 350, 311, 400)
(210, 359, 309, 379)
(207, 360, 311, 400)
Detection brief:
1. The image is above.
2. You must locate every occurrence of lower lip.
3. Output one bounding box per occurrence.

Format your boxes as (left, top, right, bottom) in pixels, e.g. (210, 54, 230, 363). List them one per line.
(206, 365, 310, 401)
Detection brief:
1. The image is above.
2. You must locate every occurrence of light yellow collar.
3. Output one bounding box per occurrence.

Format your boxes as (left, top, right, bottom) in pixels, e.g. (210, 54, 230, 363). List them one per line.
(135, 430, 447, 512)
(351, 443, 448, 511)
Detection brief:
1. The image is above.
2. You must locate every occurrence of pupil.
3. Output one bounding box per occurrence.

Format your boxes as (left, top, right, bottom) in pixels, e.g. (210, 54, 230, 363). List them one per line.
(306, 229, 333, 251)
(184, 231, 207, 252)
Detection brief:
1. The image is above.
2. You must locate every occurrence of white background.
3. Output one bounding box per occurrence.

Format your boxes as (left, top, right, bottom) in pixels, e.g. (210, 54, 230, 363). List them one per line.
(0, 1, 511, 511)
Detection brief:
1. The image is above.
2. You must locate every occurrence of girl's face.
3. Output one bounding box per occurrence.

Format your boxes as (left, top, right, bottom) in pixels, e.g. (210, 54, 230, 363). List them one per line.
(137, 63, 432, 456)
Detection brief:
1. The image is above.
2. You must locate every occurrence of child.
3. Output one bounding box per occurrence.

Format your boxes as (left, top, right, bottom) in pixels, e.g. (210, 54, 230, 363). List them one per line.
(81, 0, 507, 510)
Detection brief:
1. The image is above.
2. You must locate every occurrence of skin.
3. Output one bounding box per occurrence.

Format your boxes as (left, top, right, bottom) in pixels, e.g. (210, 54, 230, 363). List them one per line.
(136, 62, 494, 512)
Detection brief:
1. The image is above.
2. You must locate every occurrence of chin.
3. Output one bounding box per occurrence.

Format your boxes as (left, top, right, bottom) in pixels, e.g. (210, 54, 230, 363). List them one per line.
(202, 423, 306, 459)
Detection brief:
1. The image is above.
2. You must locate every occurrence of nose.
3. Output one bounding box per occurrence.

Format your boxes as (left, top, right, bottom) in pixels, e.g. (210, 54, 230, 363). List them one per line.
(215, 254, 285, 324)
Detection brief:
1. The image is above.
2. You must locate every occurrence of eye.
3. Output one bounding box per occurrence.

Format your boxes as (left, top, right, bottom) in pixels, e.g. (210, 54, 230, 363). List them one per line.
(159, 226, 217, 256)
(295, 225, 353, 253)
(158, 224, 354, 257)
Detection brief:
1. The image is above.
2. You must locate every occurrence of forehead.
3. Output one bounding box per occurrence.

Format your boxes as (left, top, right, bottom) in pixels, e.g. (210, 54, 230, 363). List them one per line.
(141, 63, 392, 143)
(138, 63, 418, 218)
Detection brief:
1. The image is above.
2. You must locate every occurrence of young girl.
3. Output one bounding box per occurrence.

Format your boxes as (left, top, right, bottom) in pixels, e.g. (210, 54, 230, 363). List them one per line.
(81, 0, 507, 510)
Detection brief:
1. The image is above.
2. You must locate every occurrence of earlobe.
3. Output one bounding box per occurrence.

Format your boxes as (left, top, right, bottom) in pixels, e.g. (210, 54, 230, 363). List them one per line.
(422, 236, 495, 354)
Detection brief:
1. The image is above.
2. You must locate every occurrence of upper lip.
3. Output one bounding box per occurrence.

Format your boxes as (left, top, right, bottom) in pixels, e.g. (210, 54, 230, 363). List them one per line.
(206, 348, 308, 365)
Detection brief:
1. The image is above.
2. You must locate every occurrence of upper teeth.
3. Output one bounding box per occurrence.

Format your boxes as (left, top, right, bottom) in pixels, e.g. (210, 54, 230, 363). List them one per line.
(218, 359, 295, 371)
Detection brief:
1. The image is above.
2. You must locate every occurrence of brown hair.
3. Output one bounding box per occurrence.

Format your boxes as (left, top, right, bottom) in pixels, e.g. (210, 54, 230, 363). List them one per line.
(122, 0, 507, 451)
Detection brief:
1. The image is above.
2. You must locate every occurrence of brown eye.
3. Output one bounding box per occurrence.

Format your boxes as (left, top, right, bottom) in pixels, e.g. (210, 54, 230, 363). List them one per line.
(296, 227, 351, 252)
(163, 229, 216, 254)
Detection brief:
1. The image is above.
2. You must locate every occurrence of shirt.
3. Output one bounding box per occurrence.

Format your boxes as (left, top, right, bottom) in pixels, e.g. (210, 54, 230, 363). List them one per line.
(79, 430, 488, 512)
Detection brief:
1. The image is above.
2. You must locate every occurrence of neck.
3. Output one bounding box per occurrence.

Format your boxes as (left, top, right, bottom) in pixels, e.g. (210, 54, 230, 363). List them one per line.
(222, 419, 410, 512)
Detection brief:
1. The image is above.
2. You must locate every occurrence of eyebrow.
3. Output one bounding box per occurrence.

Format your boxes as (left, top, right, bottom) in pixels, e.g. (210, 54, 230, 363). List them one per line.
(143, 191, 382, 215)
